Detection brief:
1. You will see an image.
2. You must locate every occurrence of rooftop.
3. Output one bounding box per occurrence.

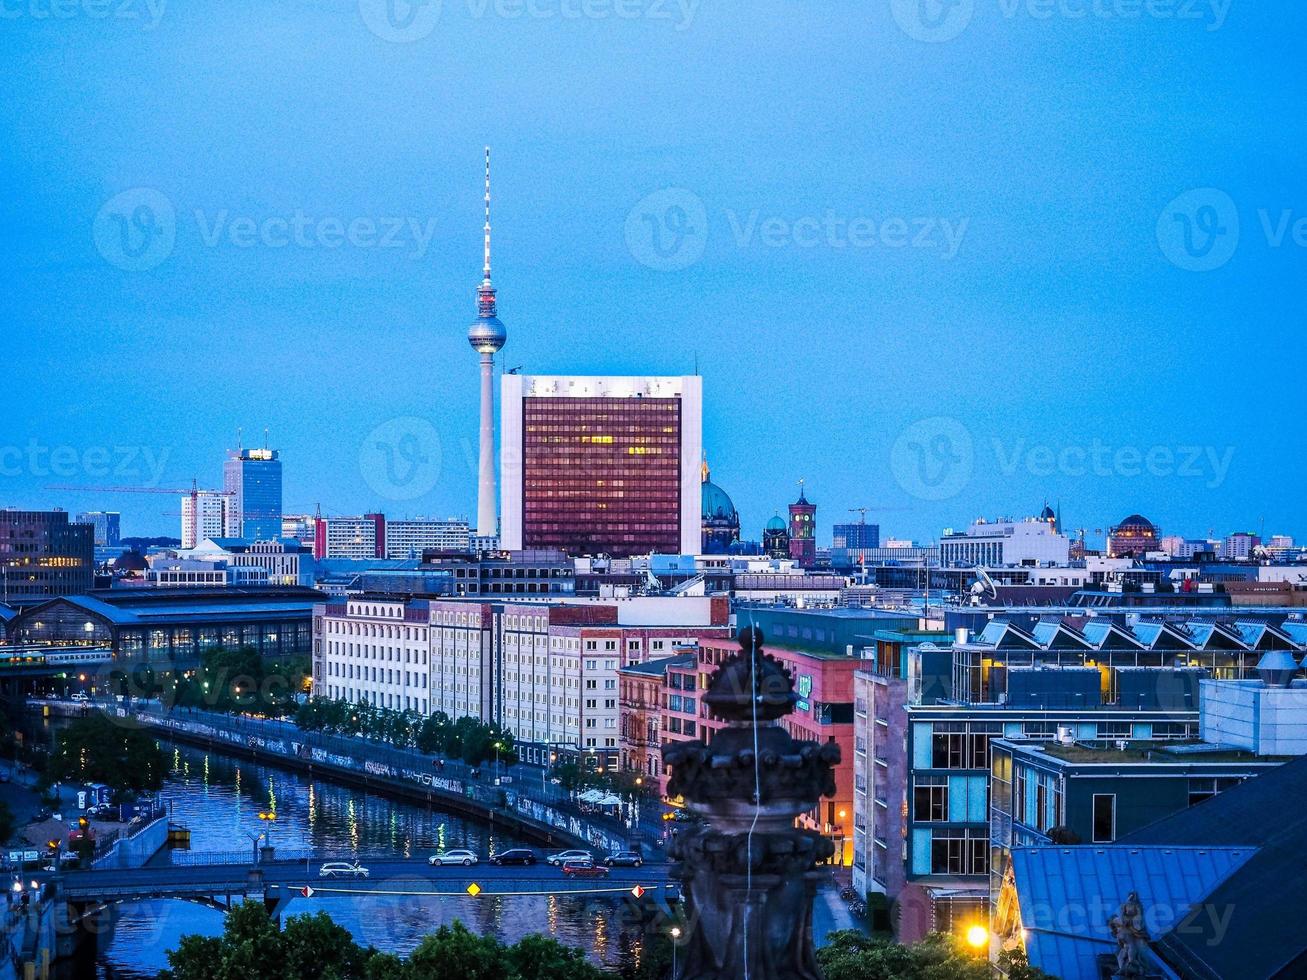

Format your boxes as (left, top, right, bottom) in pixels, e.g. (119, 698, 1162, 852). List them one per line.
(618, 653, 696, 677)
(1006, 738, 1273, 766)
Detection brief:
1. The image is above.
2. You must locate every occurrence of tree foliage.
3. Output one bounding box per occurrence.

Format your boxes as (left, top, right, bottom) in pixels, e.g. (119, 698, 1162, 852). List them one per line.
(46, 713, 166, 794)
(110, 648, 309, 717)
(293, 697, 518, 767)
(816, 931, 1054, 980)
(162, 903, 603, 980)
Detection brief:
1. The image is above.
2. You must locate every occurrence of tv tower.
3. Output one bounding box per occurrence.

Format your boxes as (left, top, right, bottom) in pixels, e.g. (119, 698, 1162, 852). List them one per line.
(468, 147, 507, 541)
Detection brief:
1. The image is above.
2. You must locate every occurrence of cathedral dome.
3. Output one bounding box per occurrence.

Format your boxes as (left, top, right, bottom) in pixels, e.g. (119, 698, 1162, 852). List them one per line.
(702, 480, 738, 523)
(765, 514, 787, 531)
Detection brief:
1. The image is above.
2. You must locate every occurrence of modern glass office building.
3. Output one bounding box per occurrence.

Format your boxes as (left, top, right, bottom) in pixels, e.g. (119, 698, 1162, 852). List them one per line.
(500, 376, 702, 557)
(0, 509, 94, 599)
(224, 448, 283, 540)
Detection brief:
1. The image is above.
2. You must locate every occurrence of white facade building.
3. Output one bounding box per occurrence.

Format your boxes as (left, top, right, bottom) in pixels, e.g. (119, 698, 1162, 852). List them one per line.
(313, 597, 433, 714)
(313, 515, 384, 560)
(940, 518, 1070, 567)
(181, 491, 231, 549)
(385, 519, 471, 559)
(312, 594, 727, 769)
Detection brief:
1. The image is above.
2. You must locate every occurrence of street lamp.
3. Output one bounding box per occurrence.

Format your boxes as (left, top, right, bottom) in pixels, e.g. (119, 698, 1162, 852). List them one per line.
(670, 926, 682, 977)
(965, 923, 989, 953)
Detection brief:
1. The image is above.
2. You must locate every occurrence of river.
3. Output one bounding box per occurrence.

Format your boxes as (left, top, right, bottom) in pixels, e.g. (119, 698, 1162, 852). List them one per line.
(93, 739, 653, 978)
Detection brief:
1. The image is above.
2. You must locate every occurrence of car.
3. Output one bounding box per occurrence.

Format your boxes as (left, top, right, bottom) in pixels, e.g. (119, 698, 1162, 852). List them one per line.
(547, 849, 593, 867)
(69, 693, 89, 703)
(604, 850, 643, 867)
(428, 848, 478, 867)
(562, 861, 610, 879)
(491, 848, 537, 866)
(318, 861, 369, 878)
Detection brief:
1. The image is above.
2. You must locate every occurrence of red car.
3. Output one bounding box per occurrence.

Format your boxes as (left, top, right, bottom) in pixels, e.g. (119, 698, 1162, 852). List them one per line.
(561, 861, 610, 879)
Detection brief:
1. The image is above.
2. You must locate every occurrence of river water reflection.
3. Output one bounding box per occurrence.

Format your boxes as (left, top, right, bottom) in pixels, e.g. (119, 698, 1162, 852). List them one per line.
(96, 740, 651, 977)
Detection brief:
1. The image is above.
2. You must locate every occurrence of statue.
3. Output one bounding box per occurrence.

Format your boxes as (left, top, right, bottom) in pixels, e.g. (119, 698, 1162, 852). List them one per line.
(662, 626, 840, 980)
(1108, 891, 1152, 978)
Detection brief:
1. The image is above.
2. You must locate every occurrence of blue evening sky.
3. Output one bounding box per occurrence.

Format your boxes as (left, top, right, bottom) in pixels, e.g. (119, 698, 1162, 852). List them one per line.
(2, 0, 1303, 546)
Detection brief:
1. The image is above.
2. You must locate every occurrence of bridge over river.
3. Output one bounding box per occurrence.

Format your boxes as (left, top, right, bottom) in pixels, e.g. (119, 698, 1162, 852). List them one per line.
(47, 855, 675, 920)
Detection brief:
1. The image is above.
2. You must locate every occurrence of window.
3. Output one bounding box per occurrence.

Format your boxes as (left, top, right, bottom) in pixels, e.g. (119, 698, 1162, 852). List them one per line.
(1092, 794, 1115, 843)
(913, 780, 948, 822)
(1188, 776, 1245, 807)
(929, 831, 988, 875)
(1096, 722, 1133, 740)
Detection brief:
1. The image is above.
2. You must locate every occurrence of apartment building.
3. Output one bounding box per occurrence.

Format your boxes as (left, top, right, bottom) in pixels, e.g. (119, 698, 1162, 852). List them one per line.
(313, 596, 433, 713)
(313, 593, 729, 771)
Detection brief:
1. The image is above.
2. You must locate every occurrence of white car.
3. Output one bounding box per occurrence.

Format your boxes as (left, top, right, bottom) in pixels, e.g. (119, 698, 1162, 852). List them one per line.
(547, 849, 593, 867)
(428, 849, 479, 867)
(318, 861, 369, 878)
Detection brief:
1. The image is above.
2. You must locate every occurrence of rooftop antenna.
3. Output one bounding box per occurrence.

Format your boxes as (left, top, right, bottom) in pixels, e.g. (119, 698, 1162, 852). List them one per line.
(483, 145, 492, 282)
(263, 426, 269, 450)
(237, 426, 243, 451)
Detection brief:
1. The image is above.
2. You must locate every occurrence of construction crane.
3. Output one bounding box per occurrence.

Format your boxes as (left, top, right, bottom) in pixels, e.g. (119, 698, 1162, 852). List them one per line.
(47, 479, 232, 499)
(847, 506, 909, 521)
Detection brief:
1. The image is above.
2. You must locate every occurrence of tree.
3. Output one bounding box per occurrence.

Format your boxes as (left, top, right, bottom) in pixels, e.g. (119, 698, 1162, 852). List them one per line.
(162, 902, 384, 980)
(282, 910, 373, 979)
(46, 714, 166, 794)
(406, 921, 513, 980)
(816, 931, 1055, 980)
(507, 932, 604, 980)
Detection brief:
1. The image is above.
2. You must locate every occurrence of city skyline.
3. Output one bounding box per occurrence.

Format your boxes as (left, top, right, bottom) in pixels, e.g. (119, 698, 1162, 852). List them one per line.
(4, 4, 1302, 544)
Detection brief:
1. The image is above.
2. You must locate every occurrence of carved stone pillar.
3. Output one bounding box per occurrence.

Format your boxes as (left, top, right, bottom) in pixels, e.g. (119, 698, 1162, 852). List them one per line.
(662, 626, 840, 980)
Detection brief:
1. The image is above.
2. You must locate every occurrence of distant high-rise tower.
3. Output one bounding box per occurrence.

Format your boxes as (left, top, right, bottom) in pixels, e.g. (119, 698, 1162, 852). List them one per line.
(788, 481, 816, 566)
(468, 147, 507, 542)
(76, 511, 121, 548)
(224, 445, 283, 540)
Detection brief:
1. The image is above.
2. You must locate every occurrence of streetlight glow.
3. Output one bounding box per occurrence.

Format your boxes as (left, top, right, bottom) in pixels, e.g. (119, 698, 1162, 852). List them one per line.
(966, 924, 989, 949)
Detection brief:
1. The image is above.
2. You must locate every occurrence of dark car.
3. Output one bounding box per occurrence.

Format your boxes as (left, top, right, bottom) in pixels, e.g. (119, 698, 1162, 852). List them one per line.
(491, 848, 537, 866)
(562, 861, 610, 879)
(604, 850, 643, 867)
